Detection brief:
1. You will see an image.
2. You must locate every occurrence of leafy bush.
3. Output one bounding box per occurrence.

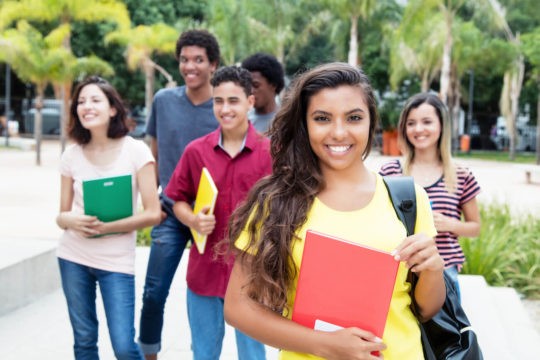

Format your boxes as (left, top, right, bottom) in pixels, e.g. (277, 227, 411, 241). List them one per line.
(461, 202, 540, 299)
(137, 227, 152, 247)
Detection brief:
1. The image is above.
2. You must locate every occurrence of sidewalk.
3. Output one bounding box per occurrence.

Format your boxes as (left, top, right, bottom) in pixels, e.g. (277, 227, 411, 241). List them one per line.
(0, 246, 280, 359)
(1, 139, 539, 359)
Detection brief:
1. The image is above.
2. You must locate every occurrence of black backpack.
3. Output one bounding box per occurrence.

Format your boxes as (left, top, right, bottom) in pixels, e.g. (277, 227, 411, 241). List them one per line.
(382, 176, 483, 360)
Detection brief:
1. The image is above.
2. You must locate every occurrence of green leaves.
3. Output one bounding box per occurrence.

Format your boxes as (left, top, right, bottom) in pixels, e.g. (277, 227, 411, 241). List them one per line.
(461, 202, 540, 299)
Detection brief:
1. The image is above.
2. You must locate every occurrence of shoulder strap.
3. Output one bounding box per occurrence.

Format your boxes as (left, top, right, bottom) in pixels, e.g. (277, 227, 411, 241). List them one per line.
(382, 176, 417, 236)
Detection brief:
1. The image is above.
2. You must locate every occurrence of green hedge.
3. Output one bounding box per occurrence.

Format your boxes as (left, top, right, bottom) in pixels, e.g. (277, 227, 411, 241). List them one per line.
(461, 202, 540, 299)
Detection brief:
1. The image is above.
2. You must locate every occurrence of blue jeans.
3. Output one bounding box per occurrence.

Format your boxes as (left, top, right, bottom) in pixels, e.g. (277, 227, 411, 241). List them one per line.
(187, 288, 266, 360)
(445, 266, 461, 302)
(58, 258, 144, 360)
(138, 215, 191, 354)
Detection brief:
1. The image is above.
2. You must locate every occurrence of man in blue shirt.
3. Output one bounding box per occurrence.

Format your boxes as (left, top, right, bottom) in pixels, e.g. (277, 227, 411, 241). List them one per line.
(139, 29, 220, 360)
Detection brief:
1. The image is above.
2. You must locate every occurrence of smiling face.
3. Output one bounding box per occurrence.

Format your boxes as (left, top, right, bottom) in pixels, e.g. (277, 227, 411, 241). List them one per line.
(213, 81, 254, 136)
(76, 84, 116, 131)
(404, 102, 442, 152)
(179, 45, 217, 91)
(306, 85, 371, 175)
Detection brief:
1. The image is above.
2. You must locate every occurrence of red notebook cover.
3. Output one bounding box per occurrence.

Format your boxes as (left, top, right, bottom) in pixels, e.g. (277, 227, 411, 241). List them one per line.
(291, 230, 399, 338)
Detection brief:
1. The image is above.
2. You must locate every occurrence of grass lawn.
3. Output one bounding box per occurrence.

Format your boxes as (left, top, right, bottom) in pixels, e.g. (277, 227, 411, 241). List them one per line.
(456, 150, 537, 164)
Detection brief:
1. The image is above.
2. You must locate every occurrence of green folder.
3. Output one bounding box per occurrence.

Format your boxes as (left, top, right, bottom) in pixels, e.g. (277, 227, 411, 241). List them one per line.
(83, 174, 133, 223)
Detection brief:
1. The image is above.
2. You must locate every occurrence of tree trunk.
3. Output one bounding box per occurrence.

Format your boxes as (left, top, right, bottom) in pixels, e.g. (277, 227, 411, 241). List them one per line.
(34, 85, 45, 166)
(448, 64, 461, 153)
(150, 59, 177, 88)
(508, 56, 525, 161)
(60, 82, 71, 152)
(536, 90, 540, 165)
(421, 71, 429, 92)
(348, 15, 359, 67)
(60, 18, 72, 153)
(439, 12, 452, 105)
(144, 58, 155, 116)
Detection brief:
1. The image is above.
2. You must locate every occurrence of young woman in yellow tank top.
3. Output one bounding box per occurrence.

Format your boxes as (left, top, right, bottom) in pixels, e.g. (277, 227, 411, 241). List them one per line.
(224, 63, 446, 359)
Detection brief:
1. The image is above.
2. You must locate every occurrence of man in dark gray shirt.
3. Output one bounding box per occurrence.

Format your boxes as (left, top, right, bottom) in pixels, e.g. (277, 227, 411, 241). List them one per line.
(241, 53, 285, 134)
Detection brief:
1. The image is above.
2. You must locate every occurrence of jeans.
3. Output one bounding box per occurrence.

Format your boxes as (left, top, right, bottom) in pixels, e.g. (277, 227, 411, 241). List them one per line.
(187, 288, 266, 360)
(446, 265, 461, 302)
(138, 215, 191, 354)
(58, 258, 144, 360)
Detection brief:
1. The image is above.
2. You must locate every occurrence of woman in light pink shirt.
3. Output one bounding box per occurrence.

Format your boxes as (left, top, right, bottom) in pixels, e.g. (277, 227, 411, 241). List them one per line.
(55, 76, 161, 359)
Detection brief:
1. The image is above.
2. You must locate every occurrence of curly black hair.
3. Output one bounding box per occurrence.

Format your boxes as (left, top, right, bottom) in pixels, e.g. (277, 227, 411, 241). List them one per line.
(210, 66, 253, 97)
(175, 29, 220, 65)
(241, 53, 285, 94)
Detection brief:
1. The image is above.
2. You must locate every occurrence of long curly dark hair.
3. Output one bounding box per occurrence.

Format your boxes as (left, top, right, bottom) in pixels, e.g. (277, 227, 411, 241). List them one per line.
(228, 62, 379, 312)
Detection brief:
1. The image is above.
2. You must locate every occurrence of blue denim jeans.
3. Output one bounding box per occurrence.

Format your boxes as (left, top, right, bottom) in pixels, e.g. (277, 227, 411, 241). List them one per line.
(445, 266, 461, 302)
(187, 288, 266, 360)
(138, 215, 191, 354)
(58, 258, 144, 360)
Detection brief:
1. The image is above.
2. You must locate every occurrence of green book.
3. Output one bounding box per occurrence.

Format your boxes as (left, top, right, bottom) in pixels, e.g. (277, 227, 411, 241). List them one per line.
(83, 174, 133, 224)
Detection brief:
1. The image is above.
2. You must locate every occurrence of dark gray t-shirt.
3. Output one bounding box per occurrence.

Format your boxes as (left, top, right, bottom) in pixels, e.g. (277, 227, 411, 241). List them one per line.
(248, 109, 277, 134)
(146, 86, 218, 192)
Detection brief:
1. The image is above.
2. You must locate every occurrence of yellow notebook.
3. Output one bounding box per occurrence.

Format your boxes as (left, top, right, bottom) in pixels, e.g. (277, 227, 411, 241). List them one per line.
(191, 167, 218, 254)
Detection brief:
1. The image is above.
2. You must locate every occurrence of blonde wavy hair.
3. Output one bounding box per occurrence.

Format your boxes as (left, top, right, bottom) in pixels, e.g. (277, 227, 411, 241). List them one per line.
(397, 92, 457, 192)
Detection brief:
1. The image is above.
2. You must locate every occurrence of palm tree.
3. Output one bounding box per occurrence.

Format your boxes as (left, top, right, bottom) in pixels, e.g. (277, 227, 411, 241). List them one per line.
(522, 28, 540, 164)
(0, 21, 113, 165)
(0, 0, 130, 151)
(486, 0, 525, 161)
(204, 0, 253, 65)
(105, 23, 179, 115)
(319, 0, 377, 66)
(389, 8, 445, 92)
(207, 0, 332, 68)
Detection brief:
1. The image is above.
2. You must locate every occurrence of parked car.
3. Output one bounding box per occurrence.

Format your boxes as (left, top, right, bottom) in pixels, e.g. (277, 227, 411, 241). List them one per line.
(127, 107, 147, 139)
(491, 117, 537, 152)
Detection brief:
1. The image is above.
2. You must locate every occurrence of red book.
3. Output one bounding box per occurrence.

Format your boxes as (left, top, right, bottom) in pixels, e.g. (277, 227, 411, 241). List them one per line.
(291, 230, 399, 338)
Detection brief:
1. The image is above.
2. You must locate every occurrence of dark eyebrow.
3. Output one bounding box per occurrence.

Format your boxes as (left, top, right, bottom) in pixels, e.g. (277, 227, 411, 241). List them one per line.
(310, 108, 365, 116)
(346, 108, 365, 115)
(213, 96, 240, 101)
(310, 110, 331, 117)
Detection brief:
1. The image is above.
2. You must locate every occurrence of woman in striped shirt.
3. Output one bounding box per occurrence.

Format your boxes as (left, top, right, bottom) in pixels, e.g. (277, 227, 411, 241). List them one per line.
(379, 92, 481, 299)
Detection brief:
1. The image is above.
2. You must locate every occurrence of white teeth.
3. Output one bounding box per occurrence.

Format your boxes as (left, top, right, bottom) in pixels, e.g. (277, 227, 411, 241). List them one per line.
(328, 145, 350, 153)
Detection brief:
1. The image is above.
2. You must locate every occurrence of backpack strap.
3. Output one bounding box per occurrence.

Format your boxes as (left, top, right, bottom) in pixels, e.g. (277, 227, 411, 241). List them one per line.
(382, 176, 417, 236)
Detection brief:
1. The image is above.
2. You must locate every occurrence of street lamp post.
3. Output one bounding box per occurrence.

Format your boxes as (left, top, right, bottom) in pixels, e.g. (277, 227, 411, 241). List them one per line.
(467, 69, 474, 135)
(4, 64, 11, 147)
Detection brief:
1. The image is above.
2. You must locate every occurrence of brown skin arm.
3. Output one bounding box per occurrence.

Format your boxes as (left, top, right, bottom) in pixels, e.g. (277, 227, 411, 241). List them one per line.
(224, 255, 386, 360)
(173, 202, 216, 235)
(432, 197, 481, 237)
(392, 233, 446, 321)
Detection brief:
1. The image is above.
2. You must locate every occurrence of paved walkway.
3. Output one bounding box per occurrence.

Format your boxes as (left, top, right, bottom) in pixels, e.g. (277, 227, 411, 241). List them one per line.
(0, 138, 539, 359)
